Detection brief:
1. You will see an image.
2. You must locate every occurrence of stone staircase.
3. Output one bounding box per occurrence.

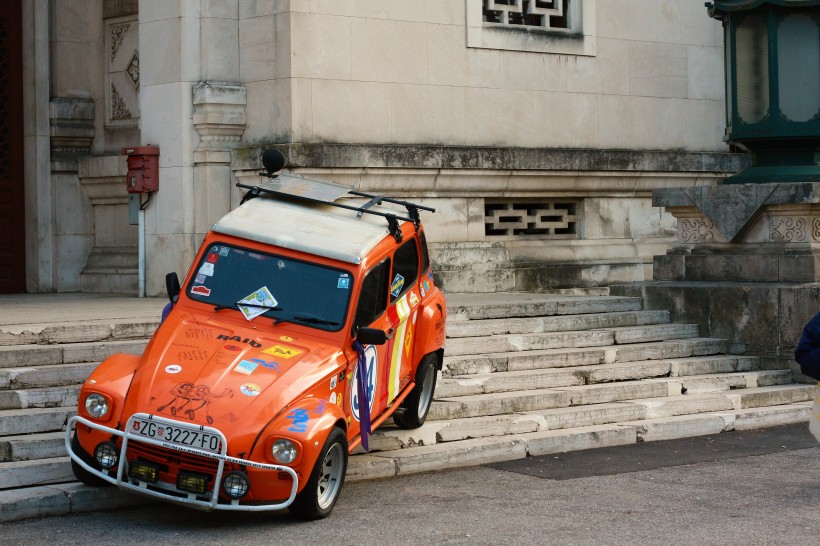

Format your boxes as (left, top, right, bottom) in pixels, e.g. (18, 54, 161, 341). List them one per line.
(0, 319, 157, 516)
(0, 291, 813, 521)
(351, 291, 813, 478)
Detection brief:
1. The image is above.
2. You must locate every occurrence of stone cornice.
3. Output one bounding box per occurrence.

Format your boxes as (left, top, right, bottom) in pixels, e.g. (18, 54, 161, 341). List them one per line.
(233, 144, 748, 174)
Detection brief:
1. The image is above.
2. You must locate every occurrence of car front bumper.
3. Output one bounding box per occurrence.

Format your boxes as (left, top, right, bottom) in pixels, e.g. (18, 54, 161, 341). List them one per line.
(66, 413, 299, 511)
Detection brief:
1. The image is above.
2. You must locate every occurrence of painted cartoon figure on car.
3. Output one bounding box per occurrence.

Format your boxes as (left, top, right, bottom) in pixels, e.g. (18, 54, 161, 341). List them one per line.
(66, 149, 447, 520)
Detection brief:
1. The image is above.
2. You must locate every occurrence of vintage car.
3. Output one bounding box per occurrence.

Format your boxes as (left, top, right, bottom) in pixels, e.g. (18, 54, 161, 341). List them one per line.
(65, 150, 447, 519)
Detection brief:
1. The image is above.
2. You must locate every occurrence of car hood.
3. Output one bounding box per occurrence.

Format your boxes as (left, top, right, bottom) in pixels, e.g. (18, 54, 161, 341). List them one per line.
(121, 312, 346, 431)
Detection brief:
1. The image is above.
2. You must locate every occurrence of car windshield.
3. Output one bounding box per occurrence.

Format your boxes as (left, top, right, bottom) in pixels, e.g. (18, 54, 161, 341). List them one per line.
(186, 243, 352, 331)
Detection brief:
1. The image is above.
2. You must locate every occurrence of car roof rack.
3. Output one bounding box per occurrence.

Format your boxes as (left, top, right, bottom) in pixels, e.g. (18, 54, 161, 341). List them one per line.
(236, 158, 435, 243)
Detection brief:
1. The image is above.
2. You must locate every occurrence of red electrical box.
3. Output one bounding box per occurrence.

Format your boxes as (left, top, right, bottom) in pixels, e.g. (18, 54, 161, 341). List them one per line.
(123, 145, 160, 193)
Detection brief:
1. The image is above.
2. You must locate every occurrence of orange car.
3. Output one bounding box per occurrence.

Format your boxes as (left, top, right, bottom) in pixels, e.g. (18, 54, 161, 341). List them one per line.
(66, 151, 447, 519)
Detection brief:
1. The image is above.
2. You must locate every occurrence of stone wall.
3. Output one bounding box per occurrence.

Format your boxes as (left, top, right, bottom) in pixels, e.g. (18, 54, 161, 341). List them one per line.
(26, 0, 736, 295)
(240, 0, 725, 152)
(234, 144, 745, 292)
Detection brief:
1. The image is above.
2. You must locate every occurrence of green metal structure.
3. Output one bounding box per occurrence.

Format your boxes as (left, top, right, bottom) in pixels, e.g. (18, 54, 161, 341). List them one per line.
(707, 0, 820, 183)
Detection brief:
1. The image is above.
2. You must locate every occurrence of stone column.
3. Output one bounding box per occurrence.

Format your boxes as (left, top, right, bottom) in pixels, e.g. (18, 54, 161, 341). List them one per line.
(50, 97, 96, 292)
(192, 81, 247, 239)
(139, 1, 240, 296)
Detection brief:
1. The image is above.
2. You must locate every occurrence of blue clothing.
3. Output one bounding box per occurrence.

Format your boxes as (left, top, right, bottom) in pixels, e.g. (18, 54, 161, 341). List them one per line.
(795, 311, 820, 381)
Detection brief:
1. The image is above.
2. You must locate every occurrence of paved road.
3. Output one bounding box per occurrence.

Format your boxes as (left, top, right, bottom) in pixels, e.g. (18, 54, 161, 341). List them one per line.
(2, 424, 819, 545)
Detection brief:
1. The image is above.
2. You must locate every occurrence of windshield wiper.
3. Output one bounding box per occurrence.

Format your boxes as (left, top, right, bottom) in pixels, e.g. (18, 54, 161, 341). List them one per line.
(214, 302, 283, 312)
(291, 313, 340, 327)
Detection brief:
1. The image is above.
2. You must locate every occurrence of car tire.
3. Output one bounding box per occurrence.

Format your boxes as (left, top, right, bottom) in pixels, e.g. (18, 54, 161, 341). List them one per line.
(393, 353, 437, 430)
(70, 433, 112, 488)
(288, 426, 348, 520)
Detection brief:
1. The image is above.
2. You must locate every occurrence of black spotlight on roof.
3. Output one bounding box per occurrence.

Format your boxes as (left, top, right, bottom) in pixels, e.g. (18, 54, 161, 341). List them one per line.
(261, 149, 285, 178)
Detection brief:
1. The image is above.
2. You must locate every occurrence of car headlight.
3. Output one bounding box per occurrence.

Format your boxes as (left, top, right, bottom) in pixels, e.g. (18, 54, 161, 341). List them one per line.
(271, 439, 297, 464)
(85, 393, 109, 418)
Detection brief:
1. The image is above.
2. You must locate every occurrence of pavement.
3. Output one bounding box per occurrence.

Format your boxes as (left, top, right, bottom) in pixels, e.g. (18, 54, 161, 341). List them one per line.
(0, 424, 818, 545)
(0, 293, 167, 327)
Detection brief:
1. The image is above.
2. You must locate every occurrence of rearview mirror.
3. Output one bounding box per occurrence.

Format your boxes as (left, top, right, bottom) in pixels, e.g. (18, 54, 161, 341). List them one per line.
(165, 272, 181, 303)
(357, 327, 387, 346)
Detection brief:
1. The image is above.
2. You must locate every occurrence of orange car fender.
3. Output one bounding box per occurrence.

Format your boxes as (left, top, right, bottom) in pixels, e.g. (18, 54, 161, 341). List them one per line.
(75, 353, 141, 452)
(258, 397, 346, 477)
(411, 291, 447, 367)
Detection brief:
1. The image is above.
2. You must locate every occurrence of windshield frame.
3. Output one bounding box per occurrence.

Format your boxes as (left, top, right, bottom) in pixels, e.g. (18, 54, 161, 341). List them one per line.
(184, 241, 354, 333)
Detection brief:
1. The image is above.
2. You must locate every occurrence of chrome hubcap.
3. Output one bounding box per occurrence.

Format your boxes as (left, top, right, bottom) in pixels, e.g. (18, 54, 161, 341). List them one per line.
(317, 443, 344, 509)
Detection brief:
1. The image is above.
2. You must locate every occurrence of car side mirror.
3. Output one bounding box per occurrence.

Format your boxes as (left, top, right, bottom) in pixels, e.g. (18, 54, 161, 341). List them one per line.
(357, 327, 387, 346)
(165, 272, 181, 303)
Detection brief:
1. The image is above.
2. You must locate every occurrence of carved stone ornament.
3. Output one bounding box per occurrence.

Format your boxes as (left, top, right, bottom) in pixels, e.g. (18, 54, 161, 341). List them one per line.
(769, 217, 807, 242)
(111, 83, 133, 120)
(111, 23, 130, 61)
(679, 218, 716, 243)
(127, 51, 140, 88)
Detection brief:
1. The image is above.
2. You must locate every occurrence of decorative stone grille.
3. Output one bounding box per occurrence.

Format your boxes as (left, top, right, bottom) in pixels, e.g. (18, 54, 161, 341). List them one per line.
(483, 0, 570, 30)
(484, 200, 578, 237)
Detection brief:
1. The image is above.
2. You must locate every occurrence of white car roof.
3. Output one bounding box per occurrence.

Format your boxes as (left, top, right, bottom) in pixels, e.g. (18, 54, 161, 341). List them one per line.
(212, 174, 402, 265)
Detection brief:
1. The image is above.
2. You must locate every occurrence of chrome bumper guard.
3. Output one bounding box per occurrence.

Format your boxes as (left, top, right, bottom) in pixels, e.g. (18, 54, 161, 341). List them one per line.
(66, 413, 299, 511)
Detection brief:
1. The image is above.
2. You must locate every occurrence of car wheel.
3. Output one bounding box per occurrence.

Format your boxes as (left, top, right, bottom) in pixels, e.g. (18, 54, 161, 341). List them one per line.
(288, 426, 347, 520)
(393, 353, 437, 430)
(70, 433, 113, 488)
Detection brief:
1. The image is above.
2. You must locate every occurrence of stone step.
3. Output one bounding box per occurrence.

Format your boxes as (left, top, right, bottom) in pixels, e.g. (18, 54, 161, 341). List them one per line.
(416, 380, 811, 449)
(439, 355, 763, 399)
(667, 369, 794, 395)
(669, 355, 759, 376)
(363, 401, 811, 457)
(447, 294, 643, 321)
(437, 360, 780, 399)
(0, 385, 80, 410)
(605, 323, 700, 344)
(446, 322, 701, 358)
(0, 457, 74, 490)
(446, 310, 671, 338)
(0, 483, 148, 523)
(445, 330, 615, 357)
(443, 337, 728, 377)
(0, 407, 72, 436)
(429, 377, 807, 422)
(0, 432, 67, 462)
(734, 384, 815, 408)
(0, 362, 97, 389)
(0, 319, 158, 346)
(0, 339, 147, 369)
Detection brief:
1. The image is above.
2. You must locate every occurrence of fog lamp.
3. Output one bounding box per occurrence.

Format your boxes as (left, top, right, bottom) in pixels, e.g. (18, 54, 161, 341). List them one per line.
(177, 471, 209, 495)
(222, 471, 250, 499)
(94, 442, 119, 470)
(128, 460, 159, 483)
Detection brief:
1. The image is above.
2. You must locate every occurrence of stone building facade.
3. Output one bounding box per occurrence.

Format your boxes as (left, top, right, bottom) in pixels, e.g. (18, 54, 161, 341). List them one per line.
(6, 0, 742, 297)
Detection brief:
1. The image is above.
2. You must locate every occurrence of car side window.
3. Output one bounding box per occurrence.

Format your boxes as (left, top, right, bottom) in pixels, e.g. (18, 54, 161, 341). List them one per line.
(390, 238, 419, 303)
(419, 231, 431, 274)
(352, 258, 390, 333)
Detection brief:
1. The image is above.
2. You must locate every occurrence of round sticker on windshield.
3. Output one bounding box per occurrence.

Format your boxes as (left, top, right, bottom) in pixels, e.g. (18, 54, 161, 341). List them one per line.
(165, 364, 182, 374)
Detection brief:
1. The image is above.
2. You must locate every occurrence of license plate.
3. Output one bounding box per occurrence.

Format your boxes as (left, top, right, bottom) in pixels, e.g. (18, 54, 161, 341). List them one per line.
(130, 418, 222, 454)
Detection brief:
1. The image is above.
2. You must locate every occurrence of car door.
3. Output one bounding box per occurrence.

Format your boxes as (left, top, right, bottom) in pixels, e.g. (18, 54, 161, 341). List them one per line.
(380, 237, 421, 412)
(349, 258, 392, 434)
